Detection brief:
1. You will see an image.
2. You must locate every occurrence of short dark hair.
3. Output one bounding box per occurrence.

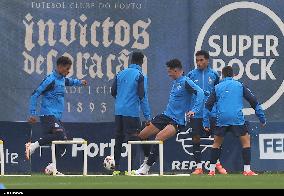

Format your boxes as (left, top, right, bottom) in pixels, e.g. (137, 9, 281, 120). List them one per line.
(195, 50, 209, 59)
(222, 66, 234, 77)
(166, 59, 183, 70)
(56, 56, 72, 67)
(131, 52, 144, 65)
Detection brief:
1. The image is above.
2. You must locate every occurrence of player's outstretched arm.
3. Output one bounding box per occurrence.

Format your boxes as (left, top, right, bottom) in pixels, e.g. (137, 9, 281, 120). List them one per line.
(65, 78, 87, 86)
(243, 84, 266, 126)
(203, 90, 217, 129)
(139, 75, 151, 121)
(185, 80, 204, 115)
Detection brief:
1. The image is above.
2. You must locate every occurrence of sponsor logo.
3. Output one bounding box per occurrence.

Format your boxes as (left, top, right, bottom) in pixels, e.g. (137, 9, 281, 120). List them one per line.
(39, 138, 126, 158)
(176, 127, 213, 155)
(259, 133, 284, 159)
(208, 77, 213, 84)
(195, 1, 284, 115)
(172, 160, 210, 170)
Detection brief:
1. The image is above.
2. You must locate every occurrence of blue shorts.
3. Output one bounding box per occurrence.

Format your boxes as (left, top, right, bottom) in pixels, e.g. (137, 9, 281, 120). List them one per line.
(188, 117, 216, 137)
(214, 124, 248, 137)
(151, 114, 184, 133)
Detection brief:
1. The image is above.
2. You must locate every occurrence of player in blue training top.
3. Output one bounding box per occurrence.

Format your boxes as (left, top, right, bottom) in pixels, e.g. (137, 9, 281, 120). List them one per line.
(187, 50, 227, 174)
(111, 51, 151, 175)
(203, 66, 266, 176)
(26, 56, 87, 174)
(135, 58, 204, 175)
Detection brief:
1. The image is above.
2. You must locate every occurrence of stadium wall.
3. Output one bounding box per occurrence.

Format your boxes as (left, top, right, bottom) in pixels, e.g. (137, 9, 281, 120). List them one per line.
(0, 121, 283, 174)
(0, 0, 284, 173)
(0, 0, 284, 123)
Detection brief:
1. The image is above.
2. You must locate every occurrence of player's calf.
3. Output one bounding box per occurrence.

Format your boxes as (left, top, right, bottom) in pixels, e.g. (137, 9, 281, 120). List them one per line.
(25, 142, 31, 160)
(25, 141, 40, 160)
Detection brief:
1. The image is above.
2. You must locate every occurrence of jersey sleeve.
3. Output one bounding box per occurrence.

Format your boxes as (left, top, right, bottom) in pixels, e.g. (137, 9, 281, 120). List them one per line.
(29, 76, 54, 116)
(243, 84, 266, 124)
(203, 89, 217, 128)
(185, 80, 204, 114)
(140, 76, 151, 120)
(65, 78, 82, 86)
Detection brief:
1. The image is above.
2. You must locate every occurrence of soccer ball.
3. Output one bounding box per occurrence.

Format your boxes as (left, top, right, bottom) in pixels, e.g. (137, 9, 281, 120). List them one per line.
(103, 156, 115, 170)
(44, 163, 54, 175)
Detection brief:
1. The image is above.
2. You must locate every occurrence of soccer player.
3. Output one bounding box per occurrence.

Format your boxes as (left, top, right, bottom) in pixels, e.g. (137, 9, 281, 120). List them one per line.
(135, 59, 204, 175)
(26, 56, 87, 174)
(187, 50, 227, 174)
(111, 51, 151, 175)
(203, 66, 266, 176)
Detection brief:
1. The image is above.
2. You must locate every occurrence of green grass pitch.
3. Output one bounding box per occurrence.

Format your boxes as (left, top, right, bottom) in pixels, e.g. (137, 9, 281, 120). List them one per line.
(1, 174, 284, 189)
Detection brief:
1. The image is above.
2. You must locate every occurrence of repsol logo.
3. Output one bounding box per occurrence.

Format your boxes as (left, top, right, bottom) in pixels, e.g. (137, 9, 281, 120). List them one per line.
(194, 1, 284, 115)
(172, 161, 210, 171)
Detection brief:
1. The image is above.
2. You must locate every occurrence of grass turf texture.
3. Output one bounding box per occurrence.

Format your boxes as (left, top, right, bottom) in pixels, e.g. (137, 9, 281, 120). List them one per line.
(0, 174, 284, 189)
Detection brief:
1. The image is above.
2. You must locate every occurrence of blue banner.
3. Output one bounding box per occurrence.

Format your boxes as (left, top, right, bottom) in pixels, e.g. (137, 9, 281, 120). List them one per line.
(1, 121, 283, 174)
(0, 122, 30, 174)
(0, 0, 284, 122)
(250, 122, 284, 172)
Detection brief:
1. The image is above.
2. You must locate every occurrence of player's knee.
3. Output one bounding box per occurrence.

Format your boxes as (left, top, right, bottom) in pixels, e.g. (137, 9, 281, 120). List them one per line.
(138, 132, 147, 140)
(212, 140, 222, 148)
(240, 134, 250, 147)
(241, 138, 250, 148)
(155, 132, 165, 141)
(192, 135, 200, 143)
(242, 143, 250, 148)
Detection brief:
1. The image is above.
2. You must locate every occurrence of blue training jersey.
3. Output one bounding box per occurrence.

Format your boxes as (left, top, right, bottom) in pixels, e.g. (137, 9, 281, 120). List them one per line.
(111, 64, 151, 120)
(29, 70, 82, 120)
(163, 76, 204, 125)
(187, 67, 219, 118)
(203, 77, 266, 127)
